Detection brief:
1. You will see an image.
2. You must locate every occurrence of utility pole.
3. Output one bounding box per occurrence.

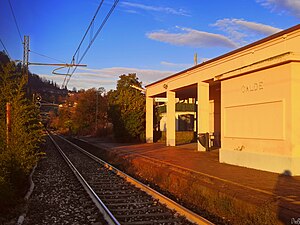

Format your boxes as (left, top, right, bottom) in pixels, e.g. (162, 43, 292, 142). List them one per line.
(95, 88, 100, 134)
(194, 53, 198, 66)
(23, 35, 29, 83)
(96, 91, 98, 134)
(95, 88, 104, 134)
(6, 102, 11, 146)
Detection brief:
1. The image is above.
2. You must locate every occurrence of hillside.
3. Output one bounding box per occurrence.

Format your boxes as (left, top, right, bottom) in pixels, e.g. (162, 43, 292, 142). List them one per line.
(0, 51, 68, 104)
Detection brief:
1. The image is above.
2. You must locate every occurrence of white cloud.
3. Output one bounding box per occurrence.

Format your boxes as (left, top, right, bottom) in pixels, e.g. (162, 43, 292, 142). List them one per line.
(147, 27, 238, 49)
(40, 67, 174, 90)
(123, 9, 139, 14)
(213, 18, 282, 45)
(121, 2, 190, 16)
(160, 61, 193, 68)
(214, 18, 282, 36)
(258, 0, 300, 18)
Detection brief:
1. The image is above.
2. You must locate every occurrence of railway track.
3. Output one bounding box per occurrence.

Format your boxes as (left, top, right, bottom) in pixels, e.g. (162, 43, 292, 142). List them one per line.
(48, 132, 213, 225)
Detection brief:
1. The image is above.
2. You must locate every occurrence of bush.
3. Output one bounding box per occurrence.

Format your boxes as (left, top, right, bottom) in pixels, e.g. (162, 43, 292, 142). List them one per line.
(176, 131, 195, 144)
(156, 131, 195, 145)
(108, 74, 145, 142)
(0, 59, 44, 216)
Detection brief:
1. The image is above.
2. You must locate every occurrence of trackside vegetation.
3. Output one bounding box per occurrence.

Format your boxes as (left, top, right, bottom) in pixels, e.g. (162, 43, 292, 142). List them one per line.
(47, 73, 146, 143)
(0, 52, 44, 219)
(108, 74, 146, 142)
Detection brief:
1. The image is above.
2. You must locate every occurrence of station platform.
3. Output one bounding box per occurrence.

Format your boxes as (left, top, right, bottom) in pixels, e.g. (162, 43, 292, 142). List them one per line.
(78, 137, 300, 224)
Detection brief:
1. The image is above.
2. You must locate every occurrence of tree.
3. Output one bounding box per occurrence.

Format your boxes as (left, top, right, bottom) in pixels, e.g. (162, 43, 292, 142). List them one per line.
(108, 73, 145, 142)
(50, 88, 109, 136)
(72, 88, 108, 135)
(72, 89, 97, 134)
(0, 56, 44, 213)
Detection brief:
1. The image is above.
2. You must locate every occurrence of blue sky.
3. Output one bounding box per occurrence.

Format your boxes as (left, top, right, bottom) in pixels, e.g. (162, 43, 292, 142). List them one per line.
(1, 0, 299, 91)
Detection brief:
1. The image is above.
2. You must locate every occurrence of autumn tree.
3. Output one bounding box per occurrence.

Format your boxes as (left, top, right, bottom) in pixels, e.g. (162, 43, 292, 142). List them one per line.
(56, 105, 72, 133)
(51, 88, 108, 136)
(73, 88, 107, 135)
(108, 73, 145, 142)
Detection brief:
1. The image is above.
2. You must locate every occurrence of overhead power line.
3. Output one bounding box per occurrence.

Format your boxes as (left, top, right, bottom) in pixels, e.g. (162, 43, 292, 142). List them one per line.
(62, 0, 120, 88)
(0, 38, 11, 59)
(75, 0, 119, 67)
(25, 39, 87, 76)
(72, 0, 105, 61)
(29, 50, 66, 64)
(7, 0, 23, 44)
(61, 0, 105, 88)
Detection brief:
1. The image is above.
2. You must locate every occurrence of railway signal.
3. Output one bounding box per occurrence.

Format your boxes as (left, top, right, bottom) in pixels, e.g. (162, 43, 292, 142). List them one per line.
(35, 94, 42, 108)
(36, 94, 42, 102)
(35, 102, 41, 108)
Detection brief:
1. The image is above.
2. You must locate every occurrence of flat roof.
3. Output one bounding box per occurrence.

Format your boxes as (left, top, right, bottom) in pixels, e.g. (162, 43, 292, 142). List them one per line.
(146, 23, 300, 88)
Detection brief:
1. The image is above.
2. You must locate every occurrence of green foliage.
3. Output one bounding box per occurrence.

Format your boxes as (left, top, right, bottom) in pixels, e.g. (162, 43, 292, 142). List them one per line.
(0, 58, 44, 214)
(157, 103, 196, 114)
(49, 73, 145, 141)
(108, 74, 145, 142)
(176, 103, 196, 112)
(158, 131, 195, 144)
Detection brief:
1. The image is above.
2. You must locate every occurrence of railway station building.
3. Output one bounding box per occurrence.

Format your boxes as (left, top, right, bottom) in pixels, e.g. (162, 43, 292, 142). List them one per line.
(145, 24, 300, 175)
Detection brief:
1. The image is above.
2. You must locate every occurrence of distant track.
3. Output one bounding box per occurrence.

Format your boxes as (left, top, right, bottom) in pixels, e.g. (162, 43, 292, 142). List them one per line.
(48, 132, 213, 225)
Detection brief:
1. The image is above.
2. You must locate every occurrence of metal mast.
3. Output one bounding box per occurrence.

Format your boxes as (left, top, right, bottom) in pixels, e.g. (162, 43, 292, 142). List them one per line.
(23, 35, 29, 83)
(22, 35, 86, 86)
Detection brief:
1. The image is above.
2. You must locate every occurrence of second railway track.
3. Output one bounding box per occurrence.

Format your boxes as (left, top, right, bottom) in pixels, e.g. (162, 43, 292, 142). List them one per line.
(48, 132, 213, 225)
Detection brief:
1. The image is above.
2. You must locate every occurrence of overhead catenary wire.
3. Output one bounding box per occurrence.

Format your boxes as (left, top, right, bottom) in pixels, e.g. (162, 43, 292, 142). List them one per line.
(7, 0, 23, 44)
(72, 0, 105, 61)
(29, 50, 66, 64)
(61, 0, 104, 88)
(0, 38, 11, 59)
(61, 0, 105, 88)
(61, 66, 72, 89)
(62, 0, 120, 88)
(75, 0, 119, 66)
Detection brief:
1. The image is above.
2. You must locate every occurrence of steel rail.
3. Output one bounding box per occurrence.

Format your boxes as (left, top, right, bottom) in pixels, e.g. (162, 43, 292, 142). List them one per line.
(47, 132, 120, 225)
(58, 135, 214, 225)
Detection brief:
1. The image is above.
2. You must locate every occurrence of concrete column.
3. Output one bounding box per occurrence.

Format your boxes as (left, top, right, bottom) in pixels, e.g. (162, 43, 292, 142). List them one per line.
(146, 96, 154, 143)
(197, 82, 210, 151)
(167, 90, 176, 146)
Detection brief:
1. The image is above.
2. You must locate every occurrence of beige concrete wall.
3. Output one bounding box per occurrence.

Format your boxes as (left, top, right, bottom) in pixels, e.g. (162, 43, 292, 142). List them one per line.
(209, 83, 221, 134)
(166, 91, 176, 146)
(291, 62, 300, 174)
(219, 62, 300, 174)
(146, 96, 154, 143)
(197, 82, 209, 151)
(291, 62, 300, 157)
(146, 25, 300, 174)
(221, 63, 292, 155)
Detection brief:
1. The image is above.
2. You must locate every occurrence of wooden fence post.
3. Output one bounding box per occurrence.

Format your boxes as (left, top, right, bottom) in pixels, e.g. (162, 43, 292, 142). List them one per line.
(6, 102, 11, 146)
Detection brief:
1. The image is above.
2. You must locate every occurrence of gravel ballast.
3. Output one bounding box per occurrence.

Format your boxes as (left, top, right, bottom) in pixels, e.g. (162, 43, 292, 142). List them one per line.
(22, 137, 107, 225)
